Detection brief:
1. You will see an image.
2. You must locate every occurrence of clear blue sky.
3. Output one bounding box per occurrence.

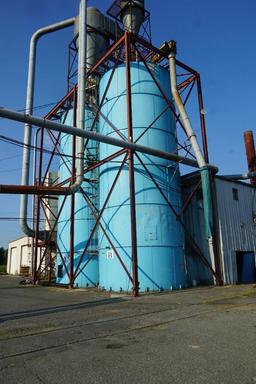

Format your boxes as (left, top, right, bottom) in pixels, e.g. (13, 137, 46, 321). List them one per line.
(0, 0, 255, 247)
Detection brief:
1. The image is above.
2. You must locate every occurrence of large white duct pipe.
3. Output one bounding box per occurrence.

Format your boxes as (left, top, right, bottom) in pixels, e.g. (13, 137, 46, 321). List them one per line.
(20, 17, 76, 238)
(20, 0, 88, 239)
(74, 0, 87, 192)
(168, 42, 218, 283)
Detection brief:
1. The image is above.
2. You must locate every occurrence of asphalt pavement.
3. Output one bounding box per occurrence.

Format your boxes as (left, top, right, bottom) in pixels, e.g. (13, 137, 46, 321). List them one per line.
(0, 275, 255, 384)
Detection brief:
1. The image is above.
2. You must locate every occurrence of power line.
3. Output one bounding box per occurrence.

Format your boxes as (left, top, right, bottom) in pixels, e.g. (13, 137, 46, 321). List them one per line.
(0, 101, 62, 123)
(0, 134, 72, 159)
(0, 134, 92, 161)
(0, 154, 22, 162)
(0, 217, 41, 221)
(0, 168, 22, 174)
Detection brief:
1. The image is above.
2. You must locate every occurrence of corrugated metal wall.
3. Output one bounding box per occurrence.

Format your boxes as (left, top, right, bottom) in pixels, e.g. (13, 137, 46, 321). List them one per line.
(182, 176, 256, 286)
(215, 178, 256, 284)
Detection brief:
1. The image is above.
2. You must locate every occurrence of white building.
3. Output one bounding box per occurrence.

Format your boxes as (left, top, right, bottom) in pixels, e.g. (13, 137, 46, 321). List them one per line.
(7, 236, 32, 275)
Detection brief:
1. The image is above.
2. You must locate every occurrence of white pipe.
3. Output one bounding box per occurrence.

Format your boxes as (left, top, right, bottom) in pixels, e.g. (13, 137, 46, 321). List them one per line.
(0, 106, 219, 171)
(169, 51, 206, 169)
(168, 44, 217, 282)
(20, 17, 76, 238)
(73, 0, 87, 193)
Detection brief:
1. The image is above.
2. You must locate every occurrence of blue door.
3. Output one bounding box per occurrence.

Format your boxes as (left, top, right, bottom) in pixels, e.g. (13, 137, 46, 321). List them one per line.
(241, 252, 256, 284)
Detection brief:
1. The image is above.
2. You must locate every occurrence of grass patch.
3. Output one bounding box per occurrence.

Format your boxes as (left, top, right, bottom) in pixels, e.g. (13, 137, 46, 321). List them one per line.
(0, 265, 7, 273)
(203, 286, 256, 304)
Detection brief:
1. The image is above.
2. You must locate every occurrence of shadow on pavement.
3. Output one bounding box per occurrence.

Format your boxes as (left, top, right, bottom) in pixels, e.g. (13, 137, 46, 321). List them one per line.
(0, 297, 125, 323)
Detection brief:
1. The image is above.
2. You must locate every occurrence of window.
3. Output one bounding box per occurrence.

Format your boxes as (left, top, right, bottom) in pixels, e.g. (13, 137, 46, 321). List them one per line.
(232, 188, 239, 201)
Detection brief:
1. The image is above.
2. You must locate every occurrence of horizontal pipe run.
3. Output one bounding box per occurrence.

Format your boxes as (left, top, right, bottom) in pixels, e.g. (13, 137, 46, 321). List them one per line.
(0, 185, 69, 195)
(0, 107, 219, 173)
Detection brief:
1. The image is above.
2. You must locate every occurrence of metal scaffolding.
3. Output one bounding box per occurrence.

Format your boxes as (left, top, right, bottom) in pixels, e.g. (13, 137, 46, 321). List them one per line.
(0, 25, 222, 293)
(24, 32, 220, 294)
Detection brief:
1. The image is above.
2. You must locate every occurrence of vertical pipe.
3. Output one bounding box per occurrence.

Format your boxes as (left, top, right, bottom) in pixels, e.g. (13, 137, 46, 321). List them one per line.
(67, 0, 87, 286)
(125, 32, 139, 297)
(69, 90, 77, 288)
(33, 128, 44, 284)
(197, 75, 209, 163)
(76, 0, 87, 184)
(32, 128, 40, 280)
(20, 18, 75, 239)
(168, 42, 221, 285)
(244, 131, 256, 185)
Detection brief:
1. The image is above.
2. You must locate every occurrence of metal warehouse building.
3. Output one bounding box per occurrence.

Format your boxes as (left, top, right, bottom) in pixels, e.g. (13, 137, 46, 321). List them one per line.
(182, 173, 256, 286)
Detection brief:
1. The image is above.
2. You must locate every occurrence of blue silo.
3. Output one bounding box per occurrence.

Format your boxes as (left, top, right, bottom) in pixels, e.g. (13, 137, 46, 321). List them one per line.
(98, 62, 187, 292)
(56, 109, 99, 287)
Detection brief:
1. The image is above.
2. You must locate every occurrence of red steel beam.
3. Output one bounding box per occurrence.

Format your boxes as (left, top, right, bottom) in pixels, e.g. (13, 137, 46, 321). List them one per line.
(87, 34, 126, 77)
(196, 75, 209, 163)
(125, 32, 139, 297)
(179, 179, 201, 218)
(178, 75, 196, 91)
(80, 189, 133, 283)
(56, 148, 127, 187)
(84, 47, 124, 150)
(0, 185, 70, 195)
(37, 195, 68, 276)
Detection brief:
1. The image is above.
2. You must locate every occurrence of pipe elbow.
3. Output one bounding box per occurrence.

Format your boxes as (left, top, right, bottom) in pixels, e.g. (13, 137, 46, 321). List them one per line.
(31, 17, 76, 43)
(20, 219, 35, 238)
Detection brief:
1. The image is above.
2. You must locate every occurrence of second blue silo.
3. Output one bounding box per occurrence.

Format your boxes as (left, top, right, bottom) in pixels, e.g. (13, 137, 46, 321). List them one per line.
(56, 109, 99, 287)
(98, 62, 187, 292)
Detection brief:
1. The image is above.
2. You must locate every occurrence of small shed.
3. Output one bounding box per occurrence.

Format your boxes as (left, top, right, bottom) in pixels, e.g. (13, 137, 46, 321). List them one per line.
(7, 236, 32, 275)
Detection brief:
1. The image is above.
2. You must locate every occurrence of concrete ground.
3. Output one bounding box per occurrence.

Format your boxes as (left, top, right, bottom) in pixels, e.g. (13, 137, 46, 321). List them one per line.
(0, 276, 256, 384)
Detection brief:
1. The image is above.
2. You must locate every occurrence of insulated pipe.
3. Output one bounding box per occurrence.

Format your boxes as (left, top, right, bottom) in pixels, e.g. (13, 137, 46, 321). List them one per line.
(74, 0, 87, 193)
(0, 107, 219, 173)
(168, 42, 218, 283)
(20, 17, 76, 238)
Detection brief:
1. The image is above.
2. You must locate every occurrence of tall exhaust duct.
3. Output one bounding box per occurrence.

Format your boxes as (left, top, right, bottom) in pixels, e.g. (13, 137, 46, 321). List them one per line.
(74, 7, 122, 70)
(74, 7, 109, 69)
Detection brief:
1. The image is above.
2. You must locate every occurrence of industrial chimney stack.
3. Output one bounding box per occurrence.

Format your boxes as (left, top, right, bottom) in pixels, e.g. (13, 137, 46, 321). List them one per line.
(244, 131, 256, 185)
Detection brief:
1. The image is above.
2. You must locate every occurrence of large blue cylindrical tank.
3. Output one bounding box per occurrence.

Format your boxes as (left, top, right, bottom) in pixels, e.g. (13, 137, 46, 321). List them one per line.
(56, 109, 99, 287)
(98, 62, 187, 292)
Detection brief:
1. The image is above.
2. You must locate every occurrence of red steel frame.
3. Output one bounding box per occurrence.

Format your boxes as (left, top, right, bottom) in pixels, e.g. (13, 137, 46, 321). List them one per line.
(32, 32, 220, 294)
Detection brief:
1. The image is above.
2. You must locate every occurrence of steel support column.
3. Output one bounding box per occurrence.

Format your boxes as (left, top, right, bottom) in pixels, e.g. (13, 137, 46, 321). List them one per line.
(125, 32, 139, 297)
(196, 75, 209, 163)
(69, 89, 77, 288)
